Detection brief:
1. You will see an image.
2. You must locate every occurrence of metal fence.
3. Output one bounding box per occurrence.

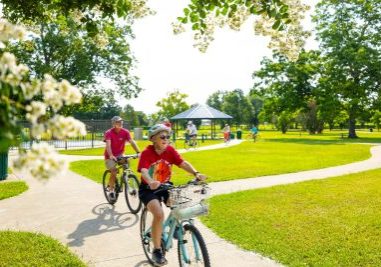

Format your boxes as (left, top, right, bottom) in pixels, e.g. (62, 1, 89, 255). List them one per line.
(11, 120, 133, 150)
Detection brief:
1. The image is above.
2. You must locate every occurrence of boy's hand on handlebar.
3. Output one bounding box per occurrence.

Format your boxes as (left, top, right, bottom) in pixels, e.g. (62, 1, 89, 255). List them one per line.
(148, 180, 161, 190)
(195, 173, 207, 181)
(110, 155, 117, 161)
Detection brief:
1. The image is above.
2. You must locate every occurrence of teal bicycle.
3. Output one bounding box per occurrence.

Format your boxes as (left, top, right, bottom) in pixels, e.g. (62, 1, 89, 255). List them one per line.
(140, 182, 211, 266)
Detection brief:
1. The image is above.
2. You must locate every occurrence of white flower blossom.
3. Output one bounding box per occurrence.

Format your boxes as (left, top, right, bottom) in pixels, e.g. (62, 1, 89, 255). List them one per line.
(94, 34, 109, 49)
(12, 143, 66, 180)
(171, 22, 186, 35)
(0, 20, 26, 42)
(22, 79, 41, 100)
(48, 115, 87, 139)
(30, 124, 45, 139)
(58, 79, 82, 105)
(1, 19, 86, 180)
(25, 101, 47, 124)
(130, 0, 156, 18)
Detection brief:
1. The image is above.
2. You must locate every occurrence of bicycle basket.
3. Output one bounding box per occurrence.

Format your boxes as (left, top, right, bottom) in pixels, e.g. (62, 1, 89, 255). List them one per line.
(169, 184, 210, 220)
(169, 184, 210, 208)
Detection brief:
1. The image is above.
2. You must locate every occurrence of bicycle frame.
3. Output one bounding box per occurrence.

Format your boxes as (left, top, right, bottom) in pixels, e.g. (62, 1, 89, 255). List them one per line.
(143, 210, 202, 263)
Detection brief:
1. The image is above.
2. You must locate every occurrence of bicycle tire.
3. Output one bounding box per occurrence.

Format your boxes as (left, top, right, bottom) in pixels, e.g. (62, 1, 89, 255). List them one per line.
(177, 224, 210, 267)
(140, 207, 166, 265)
(184, 140, 190, 150)
(102, 170, 119, 205)
(123, 174, 142, 214)
(192, 140, 198, 149)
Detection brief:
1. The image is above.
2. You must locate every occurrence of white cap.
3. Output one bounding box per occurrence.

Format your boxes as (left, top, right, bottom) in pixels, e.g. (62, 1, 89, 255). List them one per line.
(111, 116, 123, 123)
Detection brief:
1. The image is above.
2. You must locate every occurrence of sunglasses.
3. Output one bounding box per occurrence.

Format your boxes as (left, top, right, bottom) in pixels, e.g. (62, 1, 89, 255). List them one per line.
(159, 135, 171, 140)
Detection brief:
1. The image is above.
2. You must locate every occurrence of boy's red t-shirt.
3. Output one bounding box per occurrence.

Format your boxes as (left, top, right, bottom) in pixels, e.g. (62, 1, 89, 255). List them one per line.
(138, 145, 184, 184)
(103, 128, 131, 159)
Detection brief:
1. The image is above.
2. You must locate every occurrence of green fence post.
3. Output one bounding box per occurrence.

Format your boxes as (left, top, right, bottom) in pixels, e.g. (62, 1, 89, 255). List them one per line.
(0, 150, 9, 180)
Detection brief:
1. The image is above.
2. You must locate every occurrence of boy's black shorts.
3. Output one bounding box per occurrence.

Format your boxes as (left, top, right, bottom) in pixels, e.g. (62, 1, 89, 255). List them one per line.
(139, 182, 172, 206)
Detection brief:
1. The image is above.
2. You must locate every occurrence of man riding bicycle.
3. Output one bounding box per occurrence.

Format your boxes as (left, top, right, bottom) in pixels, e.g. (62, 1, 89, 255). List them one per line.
(104, 116, 140, 201)
(138, 124, 206, 266)
(186, 120, 197, 144)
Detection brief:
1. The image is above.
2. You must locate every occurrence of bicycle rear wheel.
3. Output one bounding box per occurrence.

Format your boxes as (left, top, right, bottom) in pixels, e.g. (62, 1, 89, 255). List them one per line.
(102, 170, 119, 205)
(123, 174, 142, 214)
(184, 139, 190, 150)
(177, 224, 210, 267)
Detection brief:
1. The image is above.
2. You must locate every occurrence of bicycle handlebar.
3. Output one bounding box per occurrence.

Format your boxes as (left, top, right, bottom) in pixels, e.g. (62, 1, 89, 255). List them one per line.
(150, 179, 207, 195)
(114, 154, 139, 163)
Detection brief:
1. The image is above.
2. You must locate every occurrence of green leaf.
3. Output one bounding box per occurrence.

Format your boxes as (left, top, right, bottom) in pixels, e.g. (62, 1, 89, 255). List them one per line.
(221, 6, 229, 15)
(192, 23, 199, 30)
(190, 13, 199, 23)
(272, 20, 281, 30)
(249, 6, 257, 14)
(280, 5, 289, 14)
(184, 7, 190, 15)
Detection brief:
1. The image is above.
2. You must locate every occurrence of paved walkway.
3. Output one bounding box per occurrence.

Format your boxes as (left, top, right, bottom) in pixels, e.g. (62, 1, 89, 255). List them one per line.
(1, 141, 381, 266)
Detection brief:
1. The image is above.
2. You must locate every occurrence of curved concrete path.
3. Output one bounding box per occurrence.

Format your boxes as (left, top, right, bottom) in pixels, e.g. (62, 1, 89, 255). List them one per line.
(1, 141, 381, 267)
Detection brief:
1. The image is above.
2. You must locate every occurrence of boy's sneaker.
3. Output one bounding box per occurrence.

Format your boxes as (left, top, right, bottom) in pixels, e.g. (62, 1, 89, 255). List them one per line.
(152, 248, 167, 266)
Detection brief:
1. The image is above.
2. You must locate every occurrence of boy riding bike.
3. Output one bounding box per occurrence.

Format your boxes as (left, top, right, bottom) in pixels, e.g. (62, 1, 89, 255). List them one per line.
(138, 124, 206, 266)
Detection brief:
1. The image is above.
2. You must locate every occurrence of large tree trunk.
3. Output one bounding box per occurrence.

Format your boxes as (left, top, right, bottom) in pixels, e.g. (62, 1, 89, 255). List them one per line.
(348, 108, 358, 138)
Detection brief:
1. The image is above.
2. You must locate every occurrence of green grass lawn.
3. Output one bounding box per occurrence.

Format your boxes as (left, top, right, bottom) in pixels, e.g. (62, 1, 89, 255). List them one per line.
(70, 139, 371, 185)
(0, 181, 28, 200)
(201, 168, 381, 266)
(59, 139, 221, 156)
(0, 231, 86, 266)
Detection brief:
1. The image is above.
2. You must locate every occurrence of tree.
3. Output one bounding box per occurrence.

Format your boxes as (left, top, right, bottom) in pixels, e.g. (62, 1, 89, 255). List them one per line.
(7, 12, 141, 101)
(221, 89, 253, 126)
(277, 111, 294, 134)
(206, 90, 226, 111)
(247, 91, 264, 126)
(120, 104, 148, 126)
(371, 111, 381, 131)
(313, 0, 381, 138)
(156, 90, 190, 119)
(253, 50, 322, 132)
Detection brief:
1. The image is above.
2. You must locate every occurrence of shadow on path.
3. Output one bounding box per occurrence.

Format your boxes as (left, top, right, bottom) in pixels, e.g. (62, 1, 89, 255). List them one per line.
(67, 203, 139, 247)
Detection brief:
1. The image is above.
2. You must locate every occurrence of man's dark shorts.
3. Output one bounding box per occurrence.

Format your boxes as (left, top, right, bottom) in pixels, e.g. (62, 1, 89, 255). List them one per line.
(139, 182, 172, 206)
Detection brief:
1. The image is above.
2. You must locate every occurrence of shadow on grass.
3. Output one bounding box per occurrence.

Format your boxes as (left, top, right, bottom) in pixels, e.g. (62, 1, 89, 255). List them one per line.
(67, 203, 139, 247)
(265, 138, 346, 145)
(267, 136, 381, 145)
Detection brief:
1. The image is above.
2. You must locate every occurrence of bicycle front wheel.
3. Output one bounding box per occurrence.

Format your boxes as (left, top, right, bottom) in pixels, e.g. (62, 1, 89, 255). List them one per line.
(102, 170, 119, 205)
(123, 174, 142, 214)
(178, 224, 210, 267)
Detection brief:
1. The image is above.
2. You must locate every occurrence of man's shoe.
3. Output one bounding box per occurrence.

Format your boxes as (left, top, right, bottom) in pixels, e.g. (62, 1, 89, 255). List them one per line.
(109, 191, 116, 201)
(152, 248, 167, 266)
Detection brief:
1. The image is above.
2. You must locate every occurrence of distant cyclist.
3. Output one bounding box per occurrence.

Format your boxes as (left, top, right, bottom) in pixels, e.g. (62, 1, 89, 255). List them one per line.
(104, 116, 140, 201)
(138, 124, 206, 266)
(250, 125, 259, 141)
(186, 121, 197, 144)
(223, 123, 231, 143)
